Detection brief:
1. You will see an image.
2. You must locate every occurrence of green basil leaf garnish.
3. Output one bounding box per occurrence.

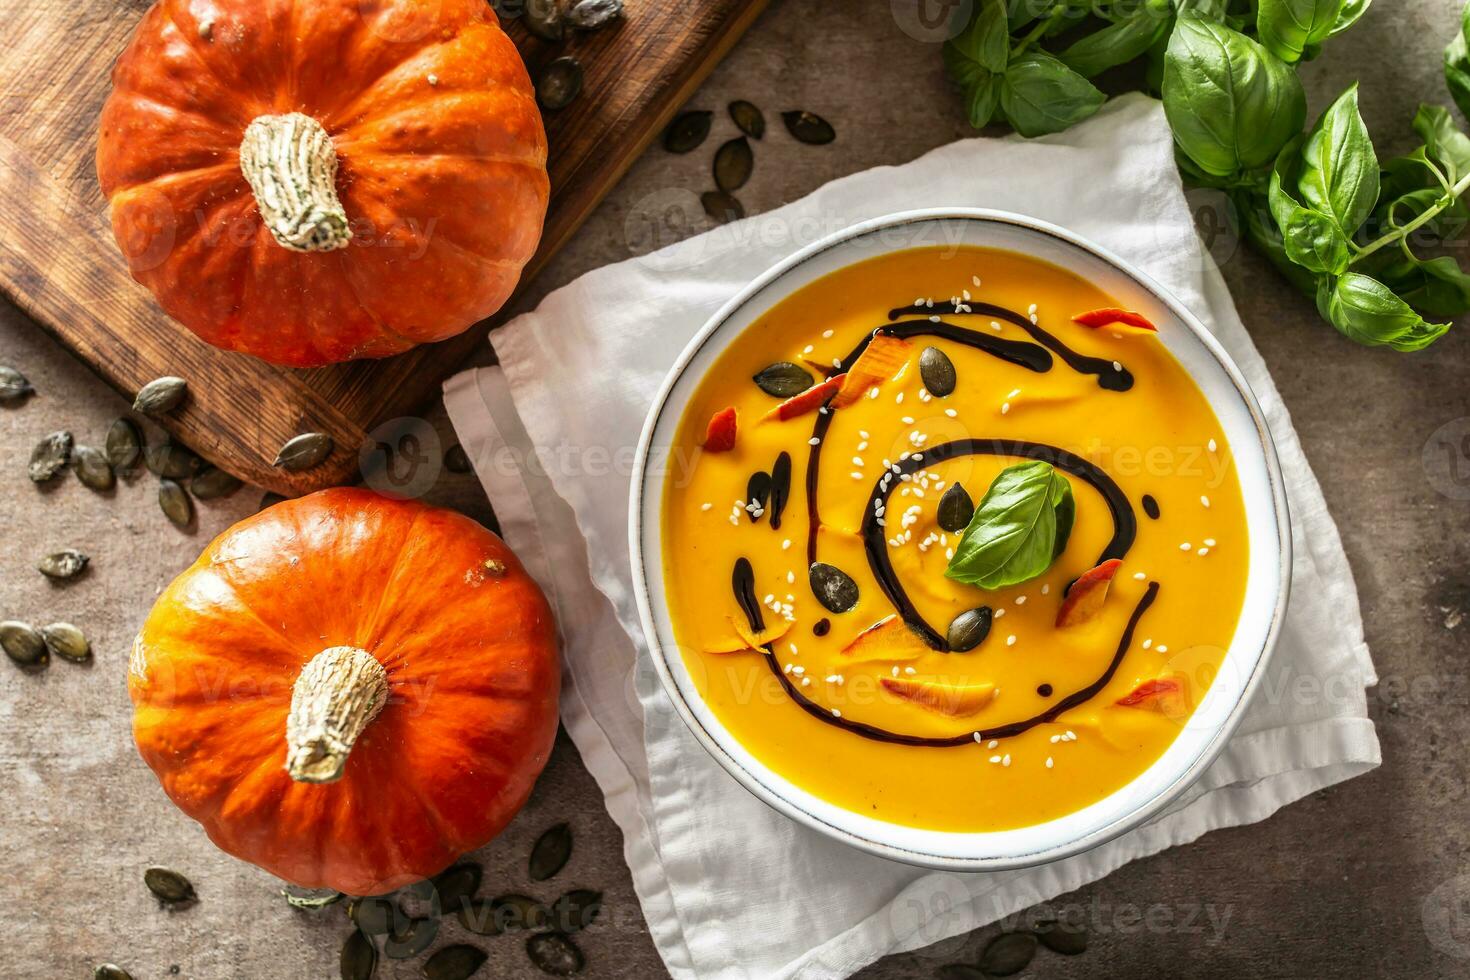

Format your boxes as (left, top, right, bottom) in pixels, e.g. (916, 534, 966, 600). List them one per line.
(1317, 273, 1451, 351)
(945, 461, 1074, 590)
(1000, 53, 1105, 138)
(1298, 85, 1379, 241)
(943, 0, 1009, 85)
(1056, 1, 1171, 79)
(1268, 137, 1352, 275)
(1257, 0, 1344, 64)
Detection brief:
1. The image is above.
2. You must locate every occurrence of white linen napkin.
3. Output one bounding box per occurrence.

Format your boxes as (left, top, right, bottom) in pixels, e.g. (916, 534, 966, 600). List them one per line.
(443, 93, 1381, 980)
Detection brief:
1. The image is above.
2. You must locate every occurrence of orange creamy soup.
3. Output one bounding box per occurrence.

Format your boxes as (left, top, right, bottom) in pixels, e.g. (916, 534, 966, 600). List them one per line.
(661, 245, 1247, 831)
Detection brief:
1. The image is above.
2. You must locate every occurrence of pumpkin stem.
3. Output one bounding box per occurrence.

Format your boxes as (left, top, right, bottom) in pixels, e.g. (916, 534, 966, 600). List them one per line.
(285, 646, 388, 784)
(239, 113, 352, 253)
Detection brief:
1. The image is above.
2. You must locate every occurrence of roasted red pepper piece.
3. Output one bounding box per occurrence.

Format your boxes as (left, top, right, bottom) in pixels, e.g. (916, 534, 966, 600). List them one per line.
(703, 406, 737, 452)
(1072, 307, 1158, 332)
(762, 373, 847, 422)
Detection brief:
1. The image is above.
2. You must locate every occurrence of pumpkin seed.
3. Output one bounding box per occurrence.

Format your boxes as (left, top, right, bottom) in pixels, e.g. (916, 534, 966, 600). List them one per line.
(768, 451, 792, 530)
(530, 822, 573, 880)
(568, 0, 622, 30)
(274, 432, 333, 471)
(1, 621, 47, 668)
(93, 966, 134, 980)
(40, 622, 90, 663)
(919, 346, 957, 397)
(526, 932, 585, 976)
(782, 110, 836, 144)
(456, 898, 503, 936)
(752, 362, 814, 398)
(523, 0, 563, 40)
(935, 966, 987, 980)
(282, 887, 343, 910)
(133, 376, 188, 416)
(430, 862, 482, 914)
(384, 916, 440, 960)
(537, 56, 583, 110)
(489, 893, 549, 930)
(701, 190, 744, 224)
(936, 482, 974, 533)
(444, 444, 472, 474)
(38, 549, 89, 580)
(978, 932, 1037, 976)
(808, 562, 858, 614)
(732, 557, 762, 630)
(105, 418, 143, 472)
(146, 440, 200, 480)
(348, 896, 399, 936)
(72, 445, 115, 491)
(663, 110, 713, 153)
(746, 471, 771, 522)
(946, 607, 992, 653)
(423, 944, 488, 980)
(713, 137, 754, 192)
(143, 866, 196, 905)
(159, 479, 193, 528)
(190, 465, 243, 500)
(728, 100, 765, 139)
(549, 889, 601, 932)
(0, 365, 33, 402)
(340, 929, 377, 980)
(1036, 919, 1088, 954)
(28, 430, 72, 482)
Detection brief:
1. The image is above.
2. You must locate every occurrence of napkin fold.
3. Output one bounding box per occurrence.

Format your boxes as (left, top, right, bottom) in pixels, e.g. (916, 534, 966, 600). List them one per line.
(444, 94, 1380, 980)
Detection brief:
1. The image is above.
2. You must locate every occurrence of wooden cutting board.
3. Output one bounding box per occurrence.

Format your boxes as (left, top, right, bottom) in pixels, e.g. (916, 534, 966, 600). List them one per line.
(0, 0, 767, 495)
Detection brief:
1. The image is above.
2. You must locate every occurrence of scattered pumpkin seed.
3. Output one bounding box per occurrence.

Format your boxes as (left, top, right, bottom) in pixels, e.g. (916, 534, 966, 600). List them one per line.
(713, 136, 754, 192)
(190, 465, 243, 500)
(919, 346, 957, 397)
(1, 621, 47, 668)
(530, 823, 573, 880)
(281, 887, 343, 910)
(936, 482, 974, 533)
(38, 549, 89, 580)
(93, 966, 133, 980)
(1036, 920, 1088, 954)
(567, 0, 622, 29)
(159, 479, 193, 528)
(348, 895, 399, 936)
(384, 915, 440, 960)
(782, 110, 836, 144)
(537, 56, 583, 110)
(423, 944, 488, 980)
(40, 622, 90, 663)
(72, 445, 115, 491)
(340, 929, 377, 980)
(0, 365, 33, 402)
(935, 965, 987, 980)
(143, 866, 196, 905)
(752, 362, 814, 398)
(133, 376, 188, 416)
(522, 0, 563, 41)
(489, 893, 549, 930)
(701, 190, 744, 224)
(526, 932, 585, 976)
(456, 898, 503, 936)
(663, 110, 713, 153)
(145, 440, 200, 480)
(105, 418, 143, 472)
(946, 606, 993, 653)
(728, 100, 765, 139)
(274, 432, 333, 471)
(979, 932, 1037, 976)
(746, 470, 771, 522)
(430, 862, 483, 914)
(444, 444, 472, 473)
(768, 451, 792, 530)
(28, 430, 73, 482)
(809, 562, 859, 614)
(549, 889, 601, 933)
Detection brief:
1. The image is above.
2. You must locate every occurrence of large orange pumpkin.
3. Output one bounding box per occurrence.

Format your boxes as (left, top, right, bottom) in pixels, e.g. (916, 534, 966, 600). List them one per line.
(97, 0, 548, 367)
(129, 489, 560, 895)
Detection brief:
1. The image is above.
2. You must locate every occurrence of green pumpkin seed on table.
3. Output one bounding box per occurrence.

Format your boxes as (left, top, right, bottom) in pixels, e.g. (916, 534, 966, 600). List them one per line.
(701, 190, 744, 224)
(143, 866, 196, 905)
(158, 479, 193, 528)
(664, 110, 713, 153)
(423, 943, 488, 980)
(567, 0, 622, 30)
(538, 56, 584, 110)
(549, 889, 602, 932)
(104, 417, 142, 472)
(1, 621, 48, 669)
(39, 622, 90, 663)
(339, 929, 377, 980)
(781, 110, 835, 144)
(526, 931, 586, 976)
(71, 445, 115, 491)
(132, 376, 187, 416)
(273, 432, 333, 472)
(38, 549, 89, 580)
(728, 99, 765, 138)
(713, 135, 754, 191)
(28, 430, 72, 482)
(530, 822, 574, 880)
(0, 364, 33, 402)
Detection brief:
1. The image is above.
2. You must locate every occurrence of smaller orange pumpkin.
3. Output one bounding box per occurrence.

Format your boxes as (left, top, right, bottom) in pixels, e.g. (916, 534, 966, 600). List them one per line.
(129, 488, 560, 895)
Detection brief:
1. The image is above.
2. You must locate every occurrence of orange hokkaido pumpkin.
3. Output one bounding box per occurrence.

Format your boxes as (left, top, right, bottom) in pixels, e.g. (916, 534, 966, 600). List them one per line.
(96, 0, 548, 367)
(129, 488, 560, 895)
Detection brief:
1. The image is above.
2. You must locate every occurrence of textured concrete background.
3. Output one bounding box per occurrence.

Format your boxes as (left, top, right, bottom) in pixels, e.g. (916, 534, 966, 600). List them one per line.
(4, 1, 1470, 977)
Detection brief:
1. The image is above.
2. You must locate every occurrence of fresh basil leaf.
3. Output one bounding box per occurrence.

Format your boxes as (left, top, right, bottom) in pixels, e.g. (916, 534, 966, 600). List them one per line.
(1297, 84, 1379, 241)
(945, 0, 1010, 85)
(999, 52, 1107, 138)
(1391, 255, 1470, 318)
(945, 461, 1073, 590)
(1445, 30, 1470, 120)
(1057, 0, 1172, 78)
(1174, 0, 1230, 22)
(962, 72, 1004, 128)
(1257, 0, 1344, 63)
(1163, 17, 1307, 178)
(1237, 188, 1326, 296)
(1051, 477, 1075, 560)
(1413, 104, 1470, 182)
(1329, 0, 1372, 35)
(1317, 273, 1451, 351)
(1268, 137, 1352, 274)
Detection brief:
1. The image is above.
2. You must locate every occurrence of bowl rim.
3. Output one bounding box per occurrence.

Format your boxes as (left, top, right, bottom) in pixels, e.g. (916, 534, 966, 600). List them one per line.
(627, 207, 1292, 871)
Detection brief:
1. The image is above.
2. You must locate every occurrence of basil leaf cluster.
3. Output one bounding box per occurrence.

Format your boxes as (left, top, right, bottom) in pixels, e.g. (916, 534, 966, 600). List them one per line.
(944, 461, 1075, 590)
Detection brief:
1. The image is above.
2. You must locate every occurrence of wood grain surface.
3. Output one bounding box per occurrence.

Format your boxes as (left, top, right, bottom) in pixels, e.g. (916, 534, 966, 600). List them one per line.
(0, 0, 768, 495)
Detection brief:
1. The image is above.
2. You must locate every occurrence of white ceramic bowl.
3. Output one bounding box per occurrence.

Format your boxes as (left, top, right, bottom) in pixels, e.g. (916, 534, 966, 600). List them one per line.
(628, 209, 1290, 871)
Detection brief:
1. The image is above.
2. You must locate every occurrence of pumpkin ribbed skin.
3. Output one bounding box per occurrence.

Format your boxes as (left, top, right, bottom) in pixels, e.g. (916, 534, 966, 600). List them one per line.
(97, 0, 548, 367)
(129, 489, 560, 895)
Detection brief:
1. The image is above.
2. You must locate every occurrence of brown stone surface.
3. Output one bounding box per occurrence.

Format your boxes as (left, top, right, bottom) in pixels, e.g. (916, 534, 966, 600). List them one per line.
(3, 1, 1469, 977)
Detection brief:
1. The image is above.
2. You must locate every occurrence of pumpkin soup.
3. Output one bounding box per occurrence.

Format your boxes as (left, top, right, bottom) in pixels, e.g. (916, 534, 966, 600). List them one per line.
(661, 245, 1247, 832)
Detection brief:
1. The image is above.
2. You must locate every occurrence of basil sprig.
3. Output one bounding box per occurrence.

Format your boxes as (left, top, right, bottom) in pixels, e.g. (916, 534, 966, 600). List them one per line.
(945, 461, 1075, 590)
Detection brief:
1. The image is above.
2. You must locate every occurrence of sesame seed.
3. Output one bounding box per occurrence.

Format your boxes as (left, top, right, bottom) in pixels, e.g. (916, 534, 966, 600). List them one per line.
(990, 320, 1002, 332)
(945, 408, 958, 417)
(1046, 757, 1054, 769)
(1204, 538, 1216, 547)
(994, 608, 1005, 618)
(1015, 595, 1027, 605)
(801, 676, 811, 687)
(701, 502, 712, 511)
(1002, 754, 1011, 767)
(1065, 730, 1076, 740)
(1133, 571, 1146, 580)
(988, 740, 998, 749)
(427, 73, 439, 85)
(1112, 360, 1122, 372)
(802, 345, 813, 354)
(783, 663, 792, 674)
(787, 570, 796, 583)
(1041, 584, 1050, 595)
(1050, 734, 1060, 743)
(1201, 495, 1211, 508)
(857, 440, 869, 450)
(1197, 547, 1210, 556)
(892, 666, 900, 677)
(1007, 389, 1020, 399)
(791, 665, 804, 675)
(1007, 635, 1016, 646)
(859, 430, 870, 438)
(822, 329, 833, 338)
(852, 456, 865, 467)
(963, 289, 971, 301)
(989, 755, 1002, 764)
(1208, 438, 1218, 452)
(1001, 402, 1010, 414)
(1142, 638, 1152, 649)
(973, 732, 983, 743)
(896, 392, 905, 403)
(831, 708, 841, 717)
(1027, 303, 1038, 316)
(832, 357, 842, 368)
(972, 276, 981, 286)
(1180, 542, 1191, 551)
(928, 315, 940, 323)
(868, 387, 880, 400)
(809, 437, 821, 446)
(789, 642, 798, 654)
(782, 539, 792, 550)
(1156, 645, 1168, 653)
